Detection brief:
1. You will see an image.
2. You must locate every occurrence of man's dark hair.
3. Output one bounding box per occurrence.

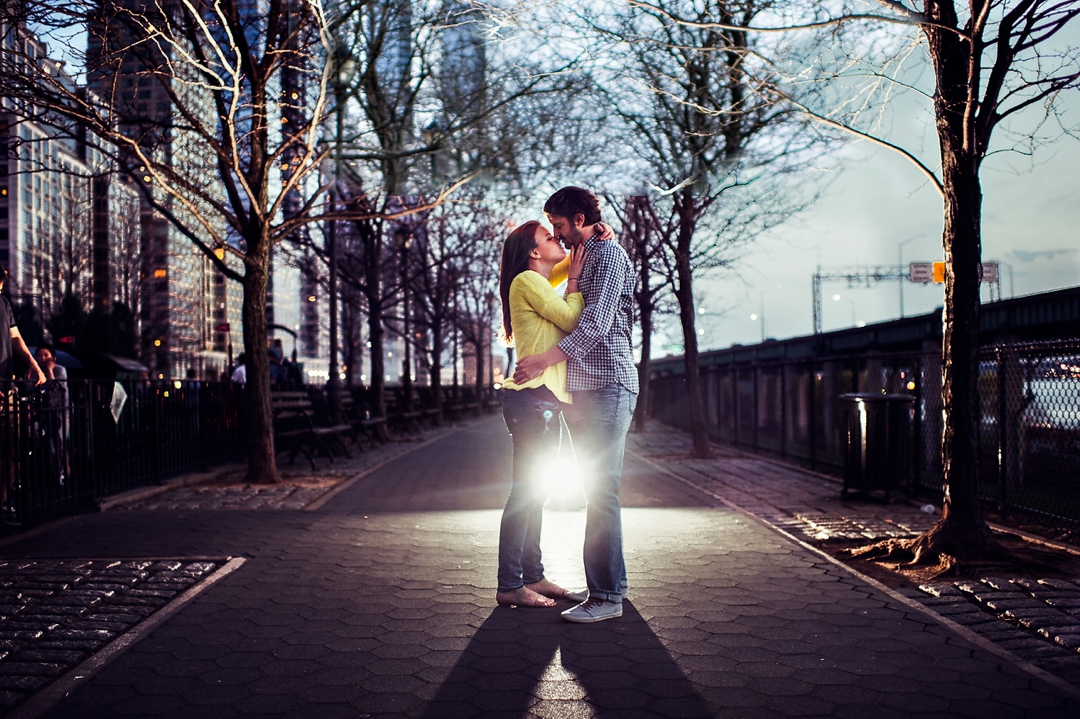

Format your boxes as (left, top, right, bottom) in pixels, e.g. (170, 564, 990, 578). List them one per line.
(544, 186, 601, 225)
(36, 343, 55, 356)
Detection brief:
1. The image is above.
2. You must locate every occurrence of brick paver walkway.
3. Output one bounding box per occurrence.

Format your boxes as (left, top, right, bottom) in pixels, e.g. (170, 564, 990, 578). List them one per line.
(0, 415, 1075, 718)
(628, 423, 1080, 688)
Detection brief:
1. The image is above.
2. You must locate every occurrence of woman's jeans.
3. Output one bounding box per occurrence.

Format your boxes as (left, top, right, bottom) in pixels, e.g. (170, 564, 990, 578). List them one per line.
(497, 389, 562, 593)
(564, 383, 637, 603)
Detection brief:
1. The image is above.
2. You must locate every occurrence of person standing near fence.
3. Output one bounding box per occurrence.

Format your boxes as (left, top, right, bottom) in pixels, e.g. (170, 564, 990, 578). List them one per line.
(0, 266, 45, 384)
(35, 345, 71, 485)
(513, 187, 639, 624)
(0, 264, 45, 520)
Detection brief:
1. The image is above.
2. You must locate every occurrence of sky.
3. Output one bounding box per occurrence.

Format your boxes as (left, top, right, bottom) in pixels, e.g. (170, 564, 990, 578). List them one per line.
(666, 136, 1080, 353)
(652, 104, 1080, 356)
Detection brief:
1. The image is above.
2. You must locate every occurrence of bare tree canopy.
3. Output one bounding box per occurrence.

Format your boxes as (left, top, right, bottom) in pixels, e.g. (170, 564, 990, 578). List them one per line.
(637, 0, 1080, 562)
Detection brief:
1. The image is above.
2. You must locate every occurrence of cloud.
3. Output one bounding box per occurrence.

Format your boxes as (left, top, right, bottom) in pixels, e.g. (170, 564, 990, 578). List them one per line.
(1011, 249, 1080, 262)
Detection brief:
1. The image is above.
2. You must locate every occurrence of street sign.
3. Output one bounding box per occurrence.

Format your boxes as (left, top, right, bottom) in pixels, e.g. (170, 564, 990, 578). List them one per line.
(909, 263, 933, 283)
(932, 262, 947, 283)
(981, 262, 999, 283)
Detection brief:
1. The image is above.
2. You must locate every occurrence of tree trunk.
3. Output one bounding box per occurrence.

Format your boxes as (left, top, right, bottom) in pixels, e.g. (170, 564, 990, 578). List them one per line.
(430, 327, 444, 424)
(855, 5, 1002, 563)
(634, 300, 653, 433)
(241, 233, 281, 484)
(368, 300, 387, 419)
(675, 191, 711, 457)
(474, 339, 485, 413)
(921, 3, 999, 556)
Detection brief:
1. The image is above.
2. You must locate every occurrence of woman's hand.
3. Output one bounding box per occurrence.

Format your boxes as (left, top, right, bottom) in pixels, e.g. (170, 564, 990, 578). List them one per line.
(567, 244, 588, 284)
(596, 222, 616, 241)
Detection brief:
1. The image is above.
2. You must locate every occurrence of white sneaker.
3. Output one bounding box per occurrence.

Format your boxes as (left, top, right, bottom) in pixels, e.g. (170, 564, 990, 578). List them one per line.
(561, 597, 623, 623)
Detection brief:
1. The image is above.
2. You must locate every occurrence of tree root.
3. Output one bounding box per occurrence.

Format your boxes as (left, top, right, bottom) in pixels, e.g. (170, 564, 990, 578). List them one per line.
(846, 518, 1008, 568)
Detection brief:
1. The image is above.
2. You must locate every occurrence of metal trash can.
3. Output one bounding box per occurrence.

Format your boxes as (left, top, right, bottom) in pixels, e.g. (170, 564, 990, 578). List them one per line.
(838, 393, 915, 500)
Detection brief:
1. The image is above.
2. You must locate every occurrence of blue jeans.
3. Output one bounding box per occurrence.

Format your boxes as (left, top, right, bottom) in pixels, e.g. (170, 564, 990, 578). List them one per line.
(565, 383, 637, 603)
(497, 389, 562, 593)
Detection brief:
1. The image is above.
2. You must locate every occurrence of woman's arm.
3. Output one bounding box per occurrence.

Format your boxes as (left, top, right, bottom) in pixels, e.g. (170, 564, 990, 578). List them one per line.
(520, 276, 583, 333)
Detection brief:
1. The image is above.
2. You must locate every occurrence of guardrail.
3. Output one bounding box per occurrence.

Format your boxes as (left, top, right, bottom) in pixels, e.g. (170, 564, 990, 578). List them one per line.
(0, 379, 243, 526)
(649, 338, 1080, 530)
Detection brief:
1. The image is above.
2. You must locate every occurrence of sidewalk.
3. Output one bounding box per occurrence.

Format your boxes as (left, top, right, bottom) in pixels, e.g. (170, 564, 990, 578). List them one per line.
(0, 414, 1074, 717)
(628, 422, 1080, 688)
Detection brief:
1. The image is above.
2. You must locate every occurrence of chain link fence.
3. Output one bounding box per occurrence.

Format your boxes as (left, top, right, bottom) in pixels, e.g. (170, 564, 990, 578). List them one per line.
(978, 340, 1080, 527)
(650, 338, 1080, 530)
(0, 379, 243, 525)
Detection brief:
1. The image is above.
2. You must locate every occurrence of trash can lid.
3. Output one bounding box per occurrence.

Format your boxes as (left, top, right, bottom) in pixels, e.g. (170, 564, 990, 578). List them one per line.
(838, 393, 916, 403)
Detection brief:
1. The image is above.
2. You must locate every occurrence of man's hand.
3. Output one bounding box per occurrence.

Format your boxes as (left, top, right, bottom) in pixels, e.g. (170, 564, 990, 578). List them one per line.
(512, 346, 568, 384)
(512, 355, 546, 384)
(29, 362, 46, 386)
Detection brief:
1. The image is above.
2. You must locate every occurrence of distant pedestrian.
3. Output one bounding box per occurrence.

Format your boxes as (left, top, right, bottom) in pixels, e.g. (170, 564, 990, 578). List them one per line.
(513, 187, 638, 624)
(230, 353, 247, 384)
(33, 344, 70, 485)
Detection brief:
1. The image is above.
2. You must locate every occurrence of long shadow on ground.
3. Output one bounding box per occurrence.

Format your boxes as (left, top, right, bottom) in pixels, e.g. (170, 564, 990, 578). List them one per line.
(422, 601, 709, 718)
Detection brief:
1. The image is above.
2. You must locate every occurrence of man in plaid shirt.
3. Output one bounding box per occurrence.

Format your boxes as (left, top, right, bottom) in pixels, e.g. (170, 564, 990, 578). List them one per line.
(513, 187, 638, 624)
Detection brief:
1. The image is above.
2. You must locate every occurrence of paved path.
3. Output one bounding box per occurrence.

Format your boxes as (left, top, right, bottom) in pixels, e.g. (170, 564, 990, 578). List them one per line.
(1, 415, 1076, 718)
(628, 423, 1080, 687)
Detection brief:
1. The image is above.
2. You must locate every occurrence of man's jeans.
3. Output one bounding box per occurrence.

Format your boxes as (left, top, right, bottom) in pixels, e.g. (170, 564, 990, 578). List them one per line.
(497, 389, 561, 593)
(565, 383, 637, 602)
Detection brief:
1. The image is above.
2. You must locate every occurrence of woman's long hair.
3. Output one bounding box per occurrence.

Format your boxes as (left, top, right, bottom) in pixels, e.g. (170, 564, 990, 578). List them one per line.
(499, 220, 541, 345)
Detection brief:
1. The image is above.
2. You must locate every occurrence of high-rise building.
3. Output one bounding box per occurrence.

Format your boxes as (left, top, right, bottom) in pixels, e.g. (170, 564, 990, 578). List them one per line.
(0, 23, 134, 336)
(86, 0, 232, 379)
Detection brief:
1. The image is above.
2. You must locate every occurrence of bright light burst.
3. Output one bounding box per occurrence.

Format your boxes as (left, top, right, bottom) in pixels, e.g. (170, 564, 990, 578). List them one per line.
(544, 456, 585, 510)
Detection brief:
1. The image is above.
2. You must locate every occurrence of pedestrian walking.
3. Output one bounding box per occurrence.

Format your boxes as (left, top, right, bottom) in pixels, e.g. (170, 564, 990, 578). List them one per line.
(513, 187, 638, 624)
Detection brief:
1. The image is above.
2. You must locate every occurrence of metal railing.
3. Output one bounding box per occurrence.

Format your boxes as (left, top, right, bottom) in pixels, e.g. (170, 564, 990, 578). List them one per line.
(0, 379, 243, 524)
(649, 338, 1080, 529)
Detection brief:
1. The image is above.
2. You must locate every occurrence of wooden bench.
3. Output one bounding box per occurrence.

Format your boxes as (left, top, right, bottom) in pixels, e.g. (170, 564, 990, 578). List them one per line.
(385, 387, 424, 435)
(414, 387, 445, 427)
(340, 393, 387, 446)
(447, 386, 482, 420)
(271, 391, 355, 470)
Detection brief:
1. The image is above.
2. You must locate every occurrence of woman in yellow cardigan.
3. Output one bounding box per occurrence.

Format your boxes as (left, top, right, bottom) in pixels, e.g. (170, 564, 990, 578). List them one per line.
(495, 219, 589, 608)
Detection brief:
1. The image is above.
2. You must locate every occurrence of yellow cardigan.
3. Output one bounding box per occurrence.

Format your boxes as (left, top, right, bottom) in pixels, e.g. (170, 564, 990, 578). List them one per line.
(502, 258, 582, 404)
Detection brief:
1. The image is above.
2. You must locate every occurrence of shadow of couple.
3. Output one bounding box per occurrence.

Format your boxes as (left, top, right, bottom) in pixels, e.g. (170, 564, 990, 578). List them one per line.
(420, 600, 710, 718)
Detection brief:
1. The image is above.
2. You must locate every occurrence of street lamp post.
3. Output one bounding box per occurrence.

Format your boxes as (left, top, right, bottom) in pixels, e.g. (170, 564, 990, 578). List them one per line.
(327, 47, 355, 423)
(396, 229, 414, 413)
(751, 285, 781, 342)
(898, 236, 919, 318)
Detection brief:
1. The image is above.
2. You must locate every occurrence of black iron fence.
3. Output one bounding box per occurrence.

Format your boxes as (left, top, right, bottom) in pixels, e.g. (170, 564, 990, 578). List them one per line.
(0, 380, 243, 524)
(649, 338, 1080, 529)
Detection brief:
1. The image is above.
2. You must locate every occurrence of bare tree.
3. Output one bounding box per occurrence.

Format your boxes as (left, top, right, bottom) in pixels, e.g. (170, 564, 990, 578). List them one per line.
(815, 0, 1080, 564)
(0, 0, 351, 483)
(300, 0, 596, 425)
(451, 206, 504, 403)
(584, 0, 818, 457)
(633, 0, 1080, 562)
(607, 194, 673, 433)
(409, 196, 486, 420)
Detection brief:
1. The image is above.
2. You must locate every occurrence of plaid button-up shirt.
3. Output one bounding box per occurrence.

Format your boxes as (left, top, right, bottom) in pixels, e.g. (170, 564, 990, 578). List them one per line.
(557, 233, 639, 394)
